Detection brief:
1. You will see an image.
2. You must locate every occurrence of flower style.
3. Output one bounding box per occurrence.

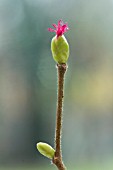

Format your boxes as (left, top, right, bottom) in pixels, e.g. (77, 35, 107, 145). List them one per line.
(48, 19, 69, 38)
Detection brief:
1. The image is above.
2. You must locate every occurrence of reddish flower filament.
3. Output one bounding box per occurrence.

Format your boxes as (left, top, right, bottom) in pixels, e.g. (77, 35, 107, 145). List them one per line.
(48, 19, 69, 38)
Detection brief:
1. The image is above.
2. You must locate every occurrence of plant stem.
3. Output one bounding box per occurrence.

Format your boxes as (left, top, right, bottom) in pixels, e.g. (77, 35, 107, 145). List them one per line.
(52, 63, 67, 170)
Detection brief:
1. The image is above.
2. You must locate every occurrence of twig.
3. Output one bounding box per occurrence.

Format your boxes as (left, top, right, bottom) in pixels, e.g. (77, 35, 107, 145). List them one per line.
(52, 63, 67, 170)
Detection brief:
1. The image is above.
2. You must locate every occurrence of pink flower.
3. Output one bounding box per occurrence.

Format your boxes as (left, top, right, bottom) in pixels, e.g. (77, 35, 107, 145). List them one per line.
(48, 19, 69, 38)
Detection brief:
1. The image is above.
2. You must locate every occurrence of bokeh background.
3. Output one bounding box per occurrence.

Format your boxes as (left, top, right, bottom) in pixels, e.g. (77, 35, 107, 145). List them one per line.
(0, 0, 113, 169)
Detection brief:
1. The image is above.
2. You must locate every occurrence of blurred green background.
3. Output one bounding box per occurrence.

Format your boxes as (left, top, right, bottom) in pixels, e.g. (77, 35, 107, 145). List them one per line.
(0, 0, 113, 169)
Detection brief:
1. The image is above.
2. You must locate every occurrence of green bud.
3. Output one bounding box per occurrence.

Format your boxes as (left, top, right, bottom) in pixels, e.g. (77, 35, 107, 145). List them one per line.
(51, 35, 69, 64)
(36, 142, 55, 159)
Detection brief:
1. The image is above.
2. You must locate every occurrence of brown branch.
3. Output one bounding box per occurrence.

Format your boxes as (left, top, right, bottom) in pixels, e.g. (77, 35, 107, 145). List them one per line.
(52, 63, 67, 170)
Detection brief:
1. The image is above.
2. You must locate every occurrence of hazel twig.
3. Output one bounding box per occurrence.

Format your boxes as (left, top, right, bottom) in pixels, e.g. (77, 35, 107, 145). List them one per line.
(52, 64, 67, 170)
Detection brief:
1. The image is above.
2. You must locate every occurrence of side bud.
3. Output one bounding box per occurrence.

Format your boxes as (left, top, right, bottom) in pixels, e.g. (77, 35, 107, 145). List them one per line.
(36, 142, 55, 159)
(51, 35, 69, 64)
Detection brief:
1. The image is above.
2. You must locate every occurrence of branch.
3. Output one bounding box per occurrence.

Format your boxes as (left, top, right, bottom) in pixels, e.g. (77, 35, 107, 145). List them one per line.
(52, 63, 67, 170)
